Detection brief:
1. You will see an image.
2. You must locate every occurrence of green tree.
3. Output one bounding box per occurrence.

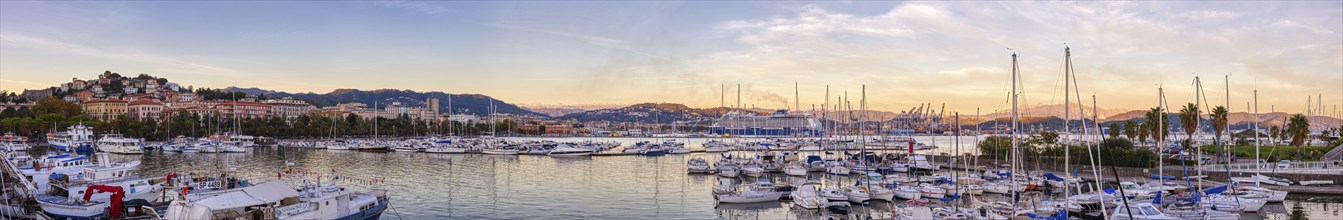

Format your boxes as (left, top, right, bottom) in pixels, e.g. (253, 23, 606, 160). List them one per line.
(31, 96, 84, 117)
(1270, 125, 1281, 146)
(1210, 106, 1228, 144)
(1178, 103, 1200, 147)
(1123, 120, 1138, 140)
(1286, 114, 1309, 161)
(1136, 122, 1150, 144)
(1108, 123, 1121, 138)
(1146, 107, 1170, 145)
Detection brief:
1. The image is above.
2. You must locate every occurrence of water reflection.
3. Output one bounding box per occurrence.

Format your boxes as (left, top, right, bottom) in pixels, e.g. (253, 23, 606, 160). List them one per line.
(29, 139, 1336, 220)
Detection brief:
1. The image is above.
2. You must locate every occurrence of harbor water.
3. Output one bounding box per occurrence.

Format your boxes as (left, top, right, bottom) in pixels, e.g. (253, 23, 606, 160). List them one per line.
(69, 137, 1343, 219)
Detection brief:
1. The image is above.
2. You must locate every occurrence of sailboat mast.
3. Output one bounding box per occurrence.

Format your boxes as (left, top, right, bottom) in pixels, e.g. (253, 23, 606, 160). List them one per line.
(1063, 46, 1072, 191)
(1158, 85, 1165, 186)
(1010, 52, 1021, 207)
(1194, 76, 1203, 191)
(1254, 90, 1260, 186)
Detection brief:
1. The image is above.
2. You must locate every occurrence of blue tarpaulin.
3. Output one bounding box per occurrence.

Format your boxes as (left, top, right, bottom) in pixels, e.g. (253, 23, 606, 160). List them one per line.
(940, 194, 960, 203)
(1043, 173, 1065, 181)
(1208, 185, 1230, 194)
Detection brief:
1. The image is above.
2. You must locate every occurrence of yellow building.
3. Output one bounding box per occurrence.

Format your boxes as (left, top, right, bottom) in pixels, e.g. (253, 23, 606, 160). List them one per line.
(84, 99, 129, 121)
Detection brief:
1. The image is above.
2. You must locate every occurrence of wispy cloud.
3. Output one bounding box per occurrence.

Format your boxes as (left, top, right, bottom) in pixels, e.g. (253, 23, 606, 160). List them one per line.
(684, 2, 1342, 112)
(0, 32, 246, 77)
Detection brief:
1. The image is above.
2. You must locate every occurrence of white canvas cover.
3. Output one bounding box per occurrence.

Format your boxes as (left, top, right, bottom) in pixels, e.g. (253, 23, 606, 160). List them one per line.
(192, 181, 299, 210)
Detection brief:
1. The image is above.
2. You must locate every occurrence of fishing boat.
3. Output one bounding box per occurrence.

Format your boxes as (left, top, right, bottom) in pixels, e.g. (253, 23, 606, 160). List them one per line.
(548, 144, 594, 157)
(36, 185, 138, 220)
(37, 158, 162, 219)
(164, 181, 389, 220)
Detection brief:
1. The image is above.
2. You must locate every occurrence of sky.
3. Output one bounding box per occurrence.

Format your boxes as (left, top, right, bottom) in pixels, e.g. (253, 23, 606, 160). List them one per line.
(2, 1, 1341, 115)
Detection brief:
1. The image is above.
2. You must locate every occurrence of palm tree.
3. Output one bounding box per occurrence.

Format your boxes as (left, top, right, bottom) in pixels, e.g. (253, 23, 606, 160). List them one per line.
(1178, 103, 1200, 148)
(1124, 120, 1138, 140)
(1137, 122, 1150, 144)
(1286, 114, 1309, 161)
(1210, 106, 1229, 146)
(1146, 107, 1169, 145)
(1270, 125, 1281, 146)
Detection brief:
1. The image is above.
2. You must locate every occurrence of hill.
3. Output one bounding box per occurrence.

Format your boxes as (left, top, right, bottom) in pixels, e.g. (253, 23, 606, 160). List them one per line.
(555, 103, 737, 124)
(226, 88, 545, 117)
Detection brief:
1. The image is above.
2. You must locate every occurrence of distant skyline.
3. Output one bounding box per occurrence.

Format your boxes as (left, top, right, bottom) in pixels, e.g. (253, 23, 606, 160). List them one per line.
(2, 1, 1340, 115)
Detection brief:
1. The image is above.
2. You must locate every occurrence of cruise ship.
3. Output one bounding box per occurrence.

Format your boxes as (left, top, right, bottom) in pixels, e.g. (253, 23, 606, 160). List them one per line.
(46, 125, 96, 152)
(708, 110, 823, 136)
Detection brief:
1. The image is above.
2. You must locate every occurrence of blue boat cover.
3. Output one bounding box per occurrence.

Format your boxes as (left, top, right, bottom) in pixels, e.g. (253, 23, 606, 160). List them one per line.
(1103, 188, 1115, 194)
(1150, 174, 1175, 180)
(1152, 191, 1162, 205)
(1027, 209, 1069, 220)
(1043, 173, 1065, 181)
(1203, 185, 1228, 195)
(938, 177, 955, 185)
(939, 194, 959, 202)
(806, 155, 822, 163)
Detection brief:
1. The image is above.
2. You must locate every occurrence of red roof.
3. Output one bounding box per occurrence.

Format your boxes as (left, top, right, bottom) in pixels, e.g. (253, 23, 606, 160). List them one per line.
(84, 99, 127, 103)
(128, 100, 163, 106)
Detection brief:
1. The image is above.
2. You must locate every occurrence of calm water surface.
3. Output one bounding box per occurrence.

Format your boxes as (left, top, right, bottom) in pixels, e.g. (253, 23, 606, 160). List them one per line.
(81, 137, 1343, 219)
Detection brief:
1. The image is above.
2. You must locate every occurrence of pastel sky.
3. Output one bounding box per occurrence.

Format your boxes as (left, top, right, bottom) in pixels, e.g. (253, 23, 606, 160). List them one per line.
(2, 1, 1340, 114)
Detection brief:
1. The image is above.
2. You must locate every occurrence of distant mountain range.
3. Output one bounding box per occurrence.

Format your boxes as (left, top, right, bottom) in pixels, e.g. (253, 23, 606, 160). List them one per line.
(518, 103, 625, 117)
(224, 87, 545, 117)
(554, 103, 736, 124)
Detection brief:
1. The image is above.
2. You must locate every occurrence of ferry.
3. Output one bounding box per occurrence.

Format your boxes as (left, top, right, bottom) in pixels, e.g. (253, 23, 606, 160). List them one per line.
(2, 132, 29, 151)
(708, 110, 824, 136)
(96, 134, 144, 154)
(47, 125, 96, 152)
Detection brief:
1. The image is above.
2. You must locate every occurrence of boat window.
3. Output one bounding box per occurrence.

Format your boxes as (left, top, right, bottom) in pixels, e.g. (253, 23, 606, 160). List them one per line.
(1139, 206, 1159, 216)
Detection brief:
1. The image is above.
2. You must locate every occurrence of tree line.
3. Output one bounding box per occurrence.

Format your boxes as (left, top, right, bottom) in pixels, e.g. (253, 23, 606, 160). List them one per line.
(0, 97, 526, 141)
